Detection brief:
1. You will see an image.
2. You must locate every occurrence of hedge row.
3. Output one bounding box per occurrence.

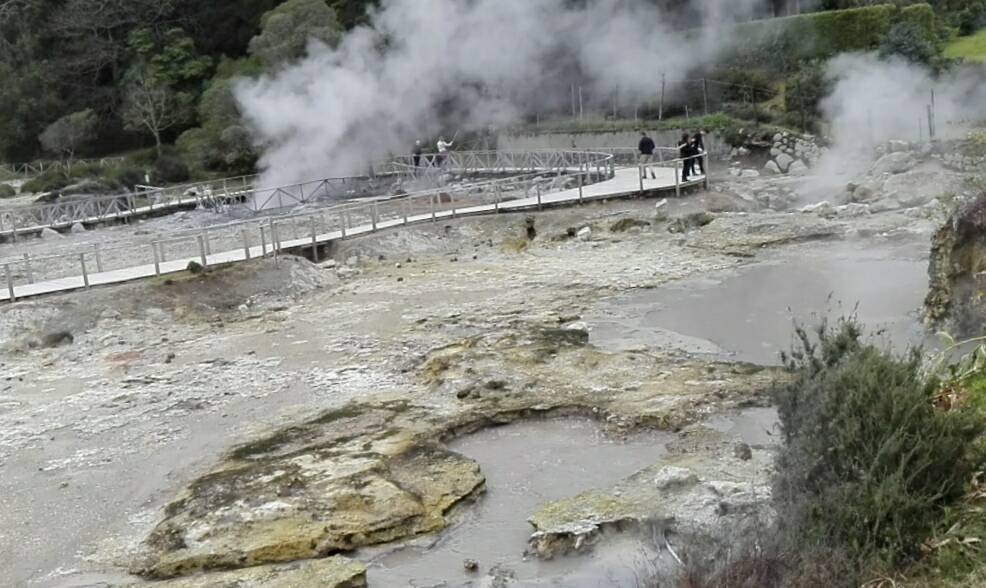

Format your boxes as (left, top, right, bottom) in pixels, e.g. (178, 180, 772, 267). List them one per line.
(722, 3, 939, 70)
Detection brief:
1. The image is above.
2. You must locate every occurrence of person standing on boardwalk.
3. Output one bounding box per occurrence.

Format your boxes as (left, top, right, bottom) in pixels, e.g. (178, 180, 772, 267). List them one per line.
(693, 129, 706, 176)
(638, 132, 657, 180)
(412, 140, 423, 167)
(437, 136, 454, 167)
(678, 133, 693, 181)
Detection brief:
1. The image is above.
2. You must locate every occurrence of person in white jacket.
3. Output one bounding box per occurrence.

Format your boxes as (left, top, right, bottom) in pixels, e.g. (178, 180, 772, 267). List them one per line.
(436, 137, 453, 166)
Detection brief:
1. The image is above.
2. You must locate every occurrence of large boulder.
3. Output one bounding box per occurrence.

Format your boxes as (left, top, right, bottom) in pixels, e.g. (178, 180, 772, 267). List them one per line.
(870, 152, 916, 176)
(763, 161, 781, 175)
(788, 160, 809, 176)
(775, 153, 794, 173)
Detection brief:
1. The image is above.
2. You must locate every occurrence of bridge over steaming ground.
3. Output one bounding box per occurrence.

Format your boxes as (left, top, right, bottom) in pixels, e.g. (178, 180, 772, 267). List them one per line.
(0, 148, 707, 303)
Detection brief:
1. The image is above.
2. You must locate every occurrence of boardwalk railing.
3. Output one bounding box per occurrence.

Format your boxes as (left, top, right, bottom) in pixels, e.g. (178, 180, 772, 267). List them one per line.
(0, 150, 617, 238)
(0, 157, 127, 177)
(0, 157, 623, 301)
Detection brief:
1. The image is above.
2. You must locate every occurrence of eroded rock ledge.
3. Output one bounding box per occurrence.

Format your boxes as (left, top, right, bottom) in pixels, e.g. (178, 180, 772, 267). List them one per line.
(132, 325, 779, 581)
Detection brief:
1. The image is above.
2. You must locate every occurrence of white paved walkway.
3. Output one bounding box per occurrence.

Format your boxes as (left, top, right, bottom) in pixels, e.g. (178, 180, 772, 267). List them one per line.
(0, 166, 704, 302)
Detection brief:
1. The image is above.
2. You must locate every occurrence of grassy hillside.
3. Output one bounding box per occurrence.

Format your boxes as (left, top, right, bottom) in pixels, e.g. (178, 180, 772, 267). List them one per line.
(944, 27, 986, 62)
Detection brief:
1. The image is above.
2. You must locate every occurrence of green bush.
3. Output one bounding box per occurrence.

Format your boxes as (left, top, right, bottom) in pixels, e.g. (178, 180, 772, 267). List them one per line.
(952, 1, 986, 36)
(21, 170, 72, 194)
(724, 4, 941, 71)
(772, 319, 984, 582)
(109, 166, 147, 191)
(714, 68, 778, 102)
(154, 154, 190, 184)
(0, 184, 16, 198)
(880, 20, 938, 63)
(785, 65, 829, 128)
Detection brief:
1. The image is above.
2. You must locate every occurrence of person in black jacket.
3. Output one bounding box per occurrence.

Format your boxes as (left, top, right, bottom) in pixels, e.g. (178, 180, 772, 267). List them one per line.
(693, 129, 706, 176)
(638, 132, 657, 180)
(412, 140, 423, 167)
(678, 133, 693, 181)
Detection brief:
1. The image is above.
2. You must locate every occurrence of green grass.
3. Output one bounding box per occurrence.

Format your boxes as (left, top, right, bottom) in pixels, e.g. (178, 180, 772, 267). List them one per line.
(945, 28, 986, 62)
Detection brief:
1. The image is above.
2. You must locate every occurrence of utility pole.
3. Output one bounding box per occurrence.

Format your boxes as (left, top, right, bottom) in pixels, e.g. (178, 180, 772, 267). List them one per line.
(578, 86, 584, 122)
(702, 78, 709, 116)
(659, 72, 666, 121)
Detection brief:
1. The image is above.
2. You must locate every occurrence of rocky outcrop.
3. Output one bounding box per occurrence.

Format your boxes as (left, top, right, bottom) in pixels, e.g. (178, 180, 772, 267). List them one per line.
(133, 401, 485, 579)
(133, 556, 367, 587)
(527, 424, 773, 559)
(761, 133, 822, 176)
(926, 193, 986, 335)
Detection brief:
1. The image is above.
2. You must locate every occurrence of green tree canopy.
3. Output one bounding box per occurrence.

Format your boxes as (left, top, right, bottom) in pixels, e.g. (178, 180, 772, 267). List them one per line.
(39, 109, 97, 161)
(248, 0, 343, 67)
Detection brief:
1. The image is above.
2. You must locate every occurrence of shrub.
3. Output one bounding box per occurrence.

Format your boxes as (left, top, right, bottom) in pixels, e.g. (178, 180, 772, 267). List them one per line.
(880, 21, 938, 64)
(715, 68, 778, 103)
(21, 170, 71, 194)
(153, 154, 190, 184)
(772, 319, 984, 582)
(785, 65, 829, 125)
(953, 1, 986, 36)
(0, 184, 15, 198)
(109, 166, 147, 191)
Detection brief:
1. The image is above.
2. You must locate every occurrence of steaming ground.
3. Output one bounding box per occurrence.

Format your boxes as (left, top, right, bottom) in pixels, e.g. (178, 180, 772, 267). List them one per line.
(0, 163, 957, 586)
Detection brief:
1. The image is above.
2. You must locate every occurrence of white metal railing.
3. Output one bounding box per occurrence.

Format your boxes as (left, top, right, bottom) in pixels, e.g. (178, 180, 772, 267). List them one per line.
(0, 153, 621, 300)
(0, 150, 616, 236)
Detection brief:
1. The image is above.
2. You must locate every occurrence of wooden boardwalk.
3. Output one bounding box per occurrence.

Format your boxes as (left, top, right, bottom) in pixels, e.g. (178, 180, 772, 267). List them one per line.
(0, 164, 705, 303)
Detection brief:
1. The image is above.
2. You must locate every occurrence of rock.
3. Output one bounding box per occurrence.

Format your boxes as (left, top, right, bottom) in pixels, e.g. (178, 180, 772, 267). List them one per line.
(138, 556, 367, 587)
(186, 261, 204, 274)
(800, 201, 833, 217)
(736, 147, 750, 157)
(739, 169, 760, 178)
(135, 404, 486, 578)
(539, 327, 589, 347)
(40, 331, 73, 348)
(576, 227, 592, 242)
(836, 203, 870, 218)
(318, 259, 338, 269)
(70, 222, 86, 234)
(926, 194, 986, 334)
(869, 198, 902, 213)
(870, 152, 916, 176)
(773, 133, 783, 142)
(887, 140, 910, 153)
(464, 559, 480, 573)
(653, 466, 699, 490)
(728, 167, 741, 177)
(775, 153, 794, 173)
(40, 227, 62, 240)
(852, 181, 883, 202)
(733, 443, 753, 461)
(763, 161, 781, 175)
(346, 256, 359, 267)
(609, 218, 650, 232)
(788, 160, 809, 176)
(668, 212, 715, 234)
(654, 199, 669, 222)
(769, 147, 782, 158)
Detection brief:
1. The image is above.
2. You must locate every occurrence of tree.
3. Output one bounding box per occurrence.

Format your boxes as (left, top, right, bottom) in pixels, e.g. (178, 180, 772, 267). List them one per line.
(39, 109, 97, 161)
(248, 0, 343, 67)
(879, 21, 937, 64)
(122, 68, 192, 157)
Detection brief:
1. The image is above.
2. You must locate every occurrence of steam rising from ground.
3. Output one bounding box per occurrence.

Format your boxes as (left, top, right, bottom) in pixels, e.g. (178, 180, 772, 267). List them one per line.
(236, 0, 766, 188)
(809, 54, 986, 192)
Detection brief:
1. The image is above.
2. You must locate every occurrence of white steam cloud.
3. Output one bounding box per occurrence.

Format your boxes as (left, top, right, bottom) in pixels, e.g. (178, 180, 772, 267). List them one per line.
(236, 0, 769, 188)
(810, 53, 986, 192)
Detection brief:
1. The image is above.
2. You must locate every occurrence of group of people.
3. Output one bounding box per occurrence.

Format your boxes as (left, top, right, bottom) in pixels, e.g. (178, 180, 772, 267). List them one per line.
(412, 137, 454, 167)
(637, 130, 706, 182)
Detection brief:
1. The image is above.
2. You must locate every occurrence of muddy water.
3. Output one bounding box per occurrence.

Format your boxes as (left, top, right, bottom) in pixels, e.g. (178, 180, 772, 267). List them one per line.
(363, 418, 674, 587)
(587, 240, 930, 365)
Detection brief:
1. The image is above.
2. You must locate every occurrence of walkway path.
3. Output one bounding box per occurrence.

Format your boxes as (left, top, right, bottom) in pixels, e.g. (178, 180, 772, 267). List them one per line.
(0, 161, 706, 303)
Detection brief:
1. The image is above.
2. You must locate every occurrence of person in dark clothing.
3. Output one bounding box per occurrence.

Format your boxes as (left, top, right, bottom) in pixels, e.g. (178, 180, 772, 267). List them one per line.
(638, 132, 657, 180)
(693, 129, 706, 175)
(412, 140, 423, 167)
(678, 133, 693, 181)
